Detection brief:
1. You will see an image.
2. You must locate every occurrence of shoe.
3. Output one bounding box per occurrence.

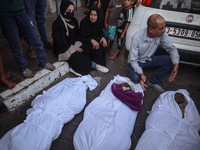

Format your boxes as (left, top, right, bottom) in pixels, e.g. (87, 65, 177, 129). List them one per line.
(96, 65, 109, 73)
(21, 68, 35, 78)
(69, 68, 82, 77)
(146, 80, 164, 94)
(40, 62, 56, 71)
(44, 42, 53, 50)
(27, 48, 36, 59)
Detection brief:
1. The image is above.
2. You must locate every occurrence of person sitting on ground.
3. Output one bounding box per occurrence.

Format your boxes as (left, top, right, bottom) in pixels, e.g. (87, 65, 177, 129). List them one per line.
(52, 0, 109, 76)
(23, 0, 53, 59)
(80, 5, 109, 72)
(128, 14, 179, 93)
(109, 0, 135, 60)
(0, 0, 56, 78)
(0, 55, 16, 90)
(104, 0, 124, 55)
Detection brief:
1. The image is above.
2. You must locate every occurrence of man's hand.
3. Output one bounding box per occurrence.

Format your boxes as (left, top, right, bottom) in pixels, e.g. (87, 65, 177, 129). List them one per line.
(169, 63, 179, 82)
(140, 73, 146, 82)
(139, 73, 147, 91)
(140, 79, 148, 91)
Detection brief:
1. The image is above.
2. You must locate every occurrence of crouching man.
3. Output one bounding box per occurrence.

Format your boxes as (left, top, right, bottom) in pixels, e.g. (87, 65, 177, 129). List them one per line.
(128, 14, 179, 93)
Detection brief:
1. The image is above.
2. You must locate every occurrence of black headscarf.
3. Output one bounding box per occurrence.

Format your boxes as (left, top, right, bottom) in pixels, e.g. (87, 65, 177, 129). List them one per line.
(59, 0, 75, 36)
(88, 5, 101, 30)
(60, 0, 74, 19)
(80, 5, 104, 43)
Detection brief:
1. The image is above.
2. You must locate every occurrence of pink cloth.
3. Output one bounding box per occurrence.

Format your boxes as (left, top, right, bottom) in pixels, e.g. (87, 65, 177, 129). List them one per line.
(111, 83, 143, 111)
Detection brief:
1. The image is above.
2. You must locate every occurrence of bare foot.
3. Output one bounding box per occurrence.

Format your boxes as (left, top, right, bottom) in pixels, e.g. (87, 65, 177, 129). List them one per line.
(4, 72, 10, 79)
(50, 65, 56, 71)
(108, 55, 117, 60)
(25, 72, 35, 78)
(109, 49, 114, 56)
(5, 80, 16, 89)
(0, 76, 16, 89)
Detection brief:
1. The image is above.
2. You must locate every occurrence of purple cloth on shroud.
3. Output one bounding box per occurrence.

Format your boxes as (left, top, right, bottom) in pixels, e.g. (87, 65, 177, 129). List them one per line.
(111, 83, 143, 111)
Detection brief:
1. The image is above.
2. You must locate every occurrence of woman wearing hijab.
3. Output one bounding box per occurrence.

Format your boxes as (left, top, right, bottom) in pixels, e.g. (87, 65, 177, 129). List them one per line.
(52, 0, 109, 76)
(80, 5, 108, 69)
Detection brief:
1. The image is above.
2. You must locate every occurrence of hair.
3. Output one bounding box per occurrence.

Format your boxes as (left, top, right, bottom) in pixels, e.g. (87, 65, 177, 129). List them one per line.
(147, 14, 164, 29)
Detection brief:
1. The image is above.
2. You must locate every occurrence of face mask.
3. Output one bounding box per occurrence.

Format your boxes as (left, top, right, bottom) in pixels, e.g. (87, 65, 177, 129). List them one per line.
(63, 12, 74, 19)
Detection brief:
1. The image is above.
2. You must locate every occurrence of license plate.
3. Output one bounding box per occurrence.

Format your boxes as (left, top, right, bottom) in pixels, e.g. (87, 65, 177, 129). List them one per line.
(166, 26, 200, 40)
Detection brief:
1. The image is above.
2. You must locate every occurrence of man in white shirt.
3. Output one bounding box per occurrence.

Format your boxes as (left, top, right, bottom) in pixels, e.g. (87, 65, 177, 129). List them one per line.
(128, 14, 179, 93)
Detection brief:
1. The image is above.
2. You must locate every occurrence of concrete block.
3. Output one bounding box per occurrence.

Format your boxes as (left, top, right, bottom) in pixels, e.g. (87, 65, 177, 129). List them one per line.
(1, 62, 70, 111)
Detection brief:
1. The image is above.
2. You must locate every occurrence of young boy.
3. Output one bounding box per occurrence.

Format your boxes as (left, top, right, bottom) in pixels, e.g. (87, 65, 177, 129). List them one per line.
(109, 0, 135, 60)
(104, 0, 124, 55)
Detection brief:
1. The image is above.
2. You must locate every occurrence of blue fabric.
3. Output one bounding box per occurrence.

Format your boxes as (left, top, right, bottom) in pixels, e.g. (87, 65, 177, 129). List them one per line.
(24, 0, 48, 44)
(0, 13, 47, 71)
(128, 55, 173, 84)
(103, 26, 117, 41)
(91, 61, 97, 69)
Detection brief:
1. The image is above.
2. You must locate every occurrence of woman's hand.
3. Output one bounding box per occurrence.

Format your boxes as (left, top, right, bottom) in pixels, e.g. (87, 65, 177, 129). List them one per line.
(76, 47, 83, 53)
(91, 39, 100, 49)
(100, 37, 107, 47)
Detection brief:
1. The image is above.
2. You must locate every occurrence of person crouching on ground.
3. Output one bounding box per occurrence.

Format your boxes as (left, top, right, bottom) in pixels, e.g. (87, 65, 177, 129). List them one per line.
(128, 14, 179, 93)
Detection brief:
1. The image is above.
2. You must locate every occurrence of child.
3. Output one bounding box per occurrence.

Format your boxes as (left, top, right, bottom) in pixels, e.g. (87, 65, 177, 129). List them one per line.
(0, 55, 16, 90)
(104, 0, 124, 55)
(109, 0, 135, 60)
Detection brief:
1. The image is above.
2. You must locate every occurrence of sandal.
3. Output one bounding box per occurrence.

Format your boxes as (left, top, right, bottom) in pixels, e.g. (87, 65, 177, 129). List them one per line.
(40, 63, 55, 71)
(22, 68, 35, 78)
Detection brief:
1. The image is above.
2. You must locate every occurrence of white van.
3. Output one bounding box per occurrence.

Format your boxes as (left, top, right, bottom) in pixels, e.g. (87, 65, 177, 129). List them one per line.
(126, 0, 200, 66)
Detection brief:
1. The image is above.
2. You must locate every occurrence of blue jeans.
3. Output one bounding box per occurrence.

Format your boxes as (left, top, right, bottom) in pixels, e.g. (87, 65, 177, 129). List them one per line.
(24, 0, 48, 44)
(0, 13, 47, 71)
(128, 55, 173, 84)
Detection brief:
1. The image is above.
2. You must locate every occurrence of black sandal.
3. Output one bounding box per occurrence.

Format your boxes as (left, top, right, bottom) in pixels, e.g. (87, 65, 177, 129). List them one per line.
(40, 63, 55, 71)
(21, 68, 35, 78)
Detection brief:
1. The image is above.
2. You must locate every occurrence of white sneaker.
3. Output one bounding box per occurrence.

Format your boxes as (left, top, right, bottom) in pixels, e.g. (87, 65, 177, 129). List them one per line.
(146, 80, 164, 94)
(96, 65, 109, 73)
(69, 68, 82, 77)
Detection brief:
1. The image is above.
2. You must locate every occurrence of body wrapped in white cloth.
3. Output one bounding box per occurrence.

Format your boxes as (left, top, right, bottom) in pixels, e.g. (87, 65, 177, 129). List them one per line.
(0, 75, 97, 150)
(135, 89, 200, 150)
(73, 75, 143, 150)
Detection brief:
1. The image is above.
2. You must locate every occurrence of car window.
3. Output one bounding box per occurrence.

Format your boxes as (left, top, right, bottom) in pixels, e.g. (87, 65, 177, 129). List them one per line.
(142, 0, 200, 14)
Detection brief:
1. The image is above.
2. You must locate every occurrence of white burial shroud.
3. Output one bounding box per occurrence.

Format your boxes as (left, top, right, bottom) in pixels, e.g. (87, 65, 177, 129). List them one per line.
(0, 75, 97, 150)
(73, 75, 144, 150)
(135, 89, 200, 150)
